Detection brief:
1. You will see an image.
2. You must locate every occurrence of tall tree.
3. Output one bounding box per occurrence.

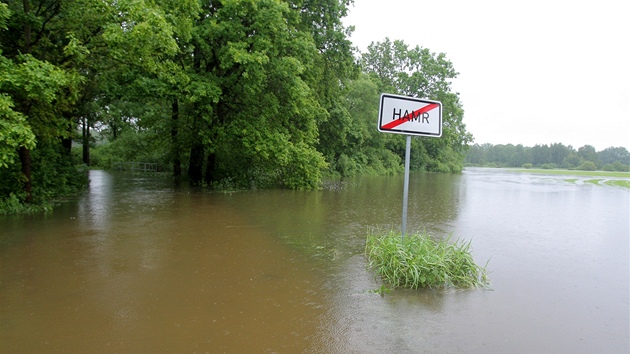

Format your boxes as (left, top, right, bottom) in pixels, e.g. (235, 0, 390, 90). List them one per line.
(0, 4, 35, 170)
(361, 38, 472, 172)
(598, 146, 630, 166)
(577, 145, 599, 166)
(549, 143, 571, 166)
(287, 0, 358, 171)
(0, 0, 84, 202)
(1, 0, 184, 206)
(165, 0, 329, 188)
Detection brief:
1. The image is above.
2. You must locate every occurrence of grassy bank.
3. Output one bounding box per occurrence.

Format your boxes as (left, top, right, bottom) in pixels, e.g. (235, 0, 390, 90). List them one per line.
(508, 168, 630, 178)
(365, 230, 488, 290)
(504, 168, 630, 189)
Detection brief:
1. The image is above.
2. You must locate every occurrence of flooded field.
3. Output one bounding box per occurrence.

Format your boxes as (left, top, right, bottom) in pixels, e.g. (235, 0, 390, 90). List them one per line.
(1, 168, 628, 352)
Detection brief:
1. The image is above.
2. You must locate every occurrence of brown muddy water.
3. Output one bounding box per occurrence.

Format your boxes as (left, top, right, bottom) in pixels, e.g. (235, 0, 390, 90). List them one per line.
(1, 168, 628, 353)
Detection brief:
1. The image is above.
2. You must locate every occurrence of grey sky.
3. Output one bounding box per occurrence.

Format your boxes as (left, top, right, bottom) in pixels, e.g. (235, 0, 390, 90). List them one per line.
(344, 0, 629, 150)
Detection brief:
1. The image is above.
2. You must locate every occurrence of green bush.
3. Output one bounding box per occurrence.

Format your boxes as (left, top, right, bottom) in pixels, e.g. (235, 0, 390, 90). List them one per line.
(613, 161, 630, 172)
(577, 161, 597, 171)
(427, 160, 454, 173)
(337, 153, 360, 177)
(89, 131, 170, 170)
(365, 230, 488, 289)
(522, 163, 532, 169)
(0, 143, 87, 214)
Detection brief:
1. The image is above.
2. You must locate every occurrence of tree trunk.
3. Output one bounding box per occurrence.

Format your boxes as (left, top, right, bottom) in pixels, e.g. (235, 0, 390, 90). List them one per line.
(19, 0, 33, 202)
(62, 136, 72, 156)
(23, 0, 31, 54)
(61, 113, 73, 156)
(19, 147, 33, 203)
(188, 141, 204, 186)
(171, 99, 181, 178)
(204, 152, 216, 186)
(187, 45, 205, 186)
(82, 116, 90, 165)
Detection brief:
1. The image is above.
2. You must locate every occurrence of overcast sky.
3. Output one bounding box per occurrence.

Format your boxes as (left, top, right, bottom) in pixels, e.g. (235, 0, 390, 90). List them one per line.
(344, 0, 629, 151)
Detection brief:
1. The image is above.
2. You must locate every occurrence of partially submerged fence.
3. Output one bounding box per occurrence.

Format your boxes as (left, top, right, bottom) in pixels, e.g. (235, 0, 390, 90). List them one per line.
(113, 162, 159, 172)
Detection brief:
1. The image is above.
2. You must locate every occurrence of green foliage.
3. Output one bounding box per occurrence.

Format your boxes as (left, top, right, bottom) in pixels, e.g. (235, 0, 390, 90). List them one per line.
(368, 284, 392, 296)
(0, 143, 87, 214)
(578, 161, 597, 171)
(466, 143, 629, 172)
(280, 142, 328, 189)
(0, 93, 35, 167)
(2, 0, 479, 213)
(365, 230, 488, 289)
(189, 0, 329, 188)
(320, 73, 405, 177)
(361, 38, 472, 173)
(604, 179, 630, 188)
(103, 0, 180, 73)
(512, 168, 630, 178)
(599, 146, 630, 166)
(1, 54, 71, 103)
(0, 0, 89, 208)
(0, 192, 52, 214)
(563, 152, 582, 169)
(613, 161, 630, 172)
(30, 143, 89, 200)
(90, 129, 169, 169)
(577, 145, 598, 167)
(541, 163, 557, 169)
(0, 3, 9, 30)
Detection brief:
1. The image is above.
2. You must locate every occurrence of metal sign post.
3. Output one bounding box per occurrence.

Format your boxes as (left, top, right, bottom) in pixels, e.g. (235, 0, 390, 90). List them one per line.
(401, 135, 411, 237)
(377, 93, 442, 239)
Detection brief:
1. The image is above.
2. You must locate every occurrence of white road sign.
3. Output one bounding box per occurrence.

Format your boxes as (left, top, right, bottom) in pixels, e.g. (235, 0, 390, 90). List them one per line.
(377, 93, 442, 137)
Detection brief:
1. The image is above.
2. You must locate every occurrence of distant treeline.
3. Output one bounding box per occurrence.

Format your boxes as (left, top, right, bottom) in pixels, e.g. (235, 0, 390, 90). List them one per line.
(464, 143, 630, 172)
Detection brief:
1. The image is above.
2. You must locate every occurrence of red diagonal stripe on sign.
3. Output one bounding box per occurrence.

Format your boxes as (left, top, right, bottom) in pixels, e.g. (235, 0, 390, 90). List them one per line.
(381, 103, 439, 130)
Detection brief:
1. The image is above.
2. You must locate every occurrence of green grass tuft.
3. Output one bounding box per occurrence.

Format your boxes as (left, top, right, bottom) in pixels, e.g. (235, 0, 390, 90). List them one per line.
(365, 230, 489, 289)
(604, 179, 630, 188)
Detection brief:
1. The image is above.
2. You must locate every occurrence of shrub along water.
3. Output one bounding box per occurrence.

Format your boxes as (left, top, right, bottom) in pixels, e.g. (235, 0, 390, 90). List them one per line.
(365, 230, 488, 289)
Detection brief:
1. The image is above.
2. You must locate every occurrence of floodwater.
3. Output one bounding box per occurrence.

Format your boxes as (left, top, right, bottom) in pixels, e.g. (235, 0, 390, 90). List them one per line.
(1, 168, 628, 353)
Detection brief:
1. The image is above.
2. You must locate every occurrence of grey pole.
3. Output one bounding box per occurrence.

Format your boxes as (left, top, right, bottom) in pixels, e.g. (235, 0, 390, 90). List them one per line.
(401, 135, 411, 239)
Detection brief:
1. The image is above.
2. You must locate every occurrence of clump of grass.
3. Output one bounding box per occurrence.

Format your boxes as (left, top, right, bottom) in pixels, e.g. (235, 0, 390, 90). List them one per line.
(604, 179, 630, 189)
(368, 284, 392, 296)
(365, 230, 488, 289)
